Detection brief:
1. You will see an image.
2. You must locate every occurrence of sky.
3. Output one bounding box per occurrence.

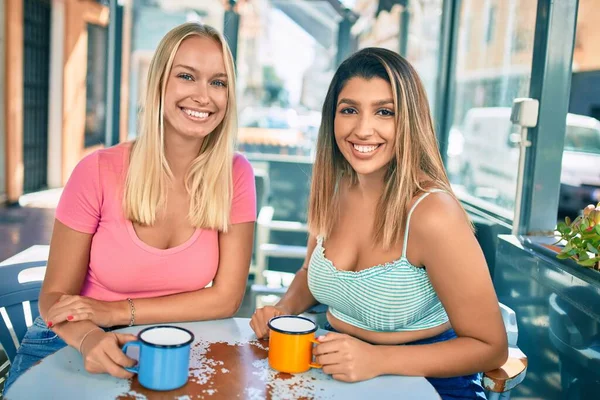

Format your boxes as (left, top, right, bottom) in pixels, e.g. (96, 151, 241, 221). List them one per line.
(267, 8, 317, 106)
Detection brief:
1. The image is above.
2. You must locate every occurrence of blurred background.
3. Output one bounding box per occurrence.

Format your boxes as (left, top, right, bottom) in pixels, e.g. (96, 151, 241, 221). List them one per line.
(2, 0, 599, 220)
(1, 1, 600, 398)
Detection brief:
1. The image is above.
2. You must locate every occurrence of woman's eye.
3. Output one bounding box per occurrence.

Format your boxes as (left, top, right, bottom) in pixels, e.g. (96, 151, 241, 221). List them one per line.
(377, 109, 395, 116)
(212, 80, 228, 87)
(340, 108, 357, 114)
(177, 73, 194, 81)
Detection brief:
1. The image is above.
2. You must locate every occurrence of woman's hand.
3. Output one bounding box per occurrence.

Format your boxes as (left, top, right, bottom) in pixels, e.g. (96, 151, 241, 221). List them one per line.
(314, 332, 382, 382)
(80, 329, 137, 379)
(46, 295, 126, 328)
(249, 305, 291, 339)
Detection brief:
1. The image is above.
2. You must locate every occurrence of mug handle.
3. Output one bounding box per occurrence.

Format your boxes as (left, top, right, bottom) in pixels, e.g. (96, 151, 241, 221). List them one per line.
(122, 341, 141, 374)
(309, 338, 322, 369)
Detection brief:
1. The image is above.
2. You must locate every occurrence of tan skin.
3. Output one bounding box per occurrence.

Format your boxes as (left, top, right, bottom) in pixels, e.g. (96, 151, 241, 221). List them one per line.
(251, 77, 507, 383)
(40, 36, 254, 379)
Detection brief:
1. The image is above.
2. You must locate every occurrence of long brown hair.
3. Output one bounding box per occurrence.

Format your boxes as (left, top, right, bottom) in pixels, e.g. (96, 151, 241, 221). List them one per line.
(308, 47, 466, 248)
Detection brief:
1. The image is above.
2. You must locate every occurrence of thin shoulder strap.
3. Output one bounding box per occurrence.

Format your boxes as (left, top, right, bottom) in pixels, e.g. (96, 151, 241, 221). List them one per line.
(402, 189, 446, 257)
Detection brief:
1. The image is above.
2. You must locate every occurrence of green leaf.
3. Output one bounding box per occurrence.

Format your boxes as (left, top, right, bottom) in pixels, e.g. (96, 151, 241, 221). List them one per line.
(578, 251, 589, 261)
(588, 243, 599, 254)
(578, 258, 599, 267)
(565, 216, 572, 225)
(595, 225, 600, 235)
(568, 249, 578, 257)
(582, 219, 590, 231)
(557, 252, 571, 260)
(563, 243, 573, 253)
(557, 222, 567, 233)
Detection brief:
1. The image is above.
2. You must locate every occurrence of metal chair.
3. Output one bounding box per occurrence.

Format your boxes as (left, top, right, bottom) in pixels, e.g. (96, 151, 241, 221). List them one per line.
(0, 252, 48, 393)
(252, 206, 308, 286)
(0, 260, 47, 362)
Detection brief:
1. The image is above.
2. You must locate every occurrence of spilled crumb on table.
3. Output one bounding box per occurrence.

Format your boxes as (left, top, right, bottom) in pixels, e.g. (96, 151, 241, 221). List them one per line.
(116, 339, 328, 399)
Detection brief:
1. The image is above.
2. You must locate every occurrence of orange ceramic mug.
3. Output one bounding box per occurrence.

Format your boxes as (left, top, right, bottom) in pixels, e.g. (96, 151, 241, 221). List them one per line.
(268, 315, 322, 373)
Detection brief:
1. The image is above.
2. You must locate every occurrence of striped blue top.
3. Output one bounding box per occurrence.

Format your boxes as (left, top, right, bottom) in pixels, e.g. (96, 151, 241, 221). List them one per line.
(307, 190, 449, 332)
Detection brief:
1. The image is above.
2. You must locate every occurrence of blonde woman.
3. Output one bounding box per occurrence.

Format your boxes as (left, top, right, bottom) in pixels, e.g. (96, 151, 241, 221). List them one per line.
(250, 48, 507, 399)
(4, 23, 256, 392)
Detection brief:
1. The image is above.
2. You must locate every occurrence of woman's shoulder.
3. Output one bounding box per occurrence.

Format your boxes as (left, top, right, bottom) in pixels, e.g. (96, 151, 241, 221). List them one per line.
(70, 142, 131, 187)
(233, 151, 251, 167)
(99, 141, 131, 164)
(78, 142, 130, 169)
(409, 188, 469, 237)
(232, 152, 254, 176)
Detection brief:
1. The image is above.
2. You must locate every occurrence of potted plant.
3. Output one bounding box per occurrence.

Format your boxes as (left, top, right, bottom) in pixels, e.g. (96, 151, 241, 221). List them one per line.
(554, 203, 600, 271)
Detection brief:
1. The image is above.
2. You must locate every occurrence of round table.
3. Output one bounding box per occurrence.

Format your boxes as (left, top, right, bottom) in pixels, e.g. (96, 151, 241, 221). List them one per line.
(5, 318, 439, 399)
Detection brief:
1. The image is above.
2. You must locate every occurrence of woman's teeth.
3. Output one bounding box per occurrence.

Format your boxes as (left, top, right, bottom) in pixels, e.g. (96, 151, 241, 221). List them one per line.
(183, 108, 209, 119)
(353, 144, 380, 153)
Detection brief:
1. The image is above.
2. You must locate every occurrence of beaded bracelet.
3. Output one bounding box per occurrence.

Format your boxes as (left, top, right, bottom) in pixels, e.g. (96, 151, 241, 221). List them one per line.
(127, 298, 136, 326)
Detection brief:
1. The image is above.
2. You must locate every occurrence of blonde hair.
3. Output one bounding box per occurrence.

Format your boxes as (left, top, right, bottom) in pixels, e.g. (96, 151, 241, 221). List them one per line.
(308, 47, 467, 249)
(124, 22, 237, 231)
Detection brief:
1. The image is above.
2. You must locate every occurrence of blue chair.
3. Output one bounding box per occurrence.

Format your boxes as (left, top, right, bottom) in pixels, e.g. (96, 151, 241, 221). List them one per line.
(0, 260, 47, 362)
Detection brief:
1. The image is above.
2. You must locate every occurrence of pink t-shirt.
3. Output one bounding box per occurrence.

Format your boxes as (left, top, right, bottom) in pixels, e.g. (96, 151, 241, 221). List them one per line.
(55, 143, 256, 301)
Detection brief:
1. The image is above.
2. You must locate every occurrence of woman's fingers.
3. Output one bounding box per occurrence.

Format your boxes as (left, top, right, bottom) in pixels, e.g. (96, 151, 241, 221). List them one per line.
(46, 300, 88, 326)
(47, 305, 90, 325)
(250, 313, 267, 338)
(63, 310, 94, 322)
(102, 352, 135, 379)
(115, 333, 138, 345)
(315, 352, 341, 367)
(105, 336, 137, 370)
(83, 333, 135, 379)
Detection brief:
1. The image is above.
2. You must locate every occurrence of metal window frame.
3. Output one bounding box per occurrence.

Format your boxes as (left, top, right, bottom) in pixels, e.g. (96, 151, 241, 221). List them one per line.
(105, 0, 123, 147)
(434, 0, 461, 165)
(517, 0, 579, 235)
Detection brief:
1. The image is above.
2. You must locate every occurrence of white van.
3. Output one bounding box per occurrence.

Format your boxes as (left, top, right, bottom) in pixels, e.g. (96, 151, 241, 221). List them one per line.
(447, 107, 600, 215)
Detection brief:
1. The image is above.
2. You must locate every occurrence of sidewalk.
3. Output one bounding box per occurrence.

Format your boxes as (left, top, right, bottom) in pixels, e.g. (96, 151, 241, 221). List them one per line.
(0, 189, 58, 262)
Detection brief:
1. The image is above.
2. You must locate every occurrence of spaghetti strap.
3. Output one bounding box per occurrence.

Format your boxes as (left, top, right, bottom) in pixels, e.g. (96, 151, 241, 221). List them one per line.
(401, 189, 446, 258)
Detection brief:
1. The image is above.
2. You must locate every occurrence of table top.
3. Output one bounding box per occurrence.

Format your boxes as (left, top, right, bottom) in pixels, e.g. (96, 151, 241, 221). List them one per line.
(0, 245, 49, 266)
(6, 318, 439, 400)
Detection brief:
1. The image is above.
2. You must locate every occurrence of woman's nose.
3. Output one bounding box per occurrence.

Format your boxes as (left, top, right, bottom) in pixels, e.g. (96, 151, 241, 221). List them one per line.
(355, 115, 375, 138)
(191, 84, 210, 105)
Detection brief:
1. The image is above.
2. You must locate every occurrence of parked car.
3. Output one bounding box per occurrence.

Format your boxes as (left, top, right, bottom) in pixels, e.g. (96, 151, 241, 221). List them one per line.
(447, 107, 600, 216)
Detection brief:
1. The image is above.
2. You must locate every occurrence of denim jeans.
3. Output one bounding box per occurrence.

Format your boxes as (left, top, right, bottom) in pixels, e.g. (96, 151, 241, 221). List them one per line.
(323, 323, 487, 400)
(3, 316, 67, 396)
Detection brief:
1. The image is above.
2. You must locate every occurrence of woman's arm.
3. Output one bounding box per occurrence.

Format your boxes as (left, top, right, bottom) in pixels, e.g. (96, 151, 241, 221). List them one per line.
(39, 220, 102, 344)
(39, 220, 137, 378)
(249, 235, 319, 338)
(275, 234, 319, 314)
(377, 192, 508, 377)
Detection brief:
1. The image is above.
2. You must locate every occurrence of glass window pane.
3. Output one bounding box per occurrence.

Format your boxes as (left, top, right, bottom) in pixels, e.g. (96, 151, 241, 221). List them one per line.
(236, 0, 335, 163)
(560, 0, 600, 218)
(445, 0, 537, 218)
(353, 0, 443, 114)
(235, 0, 338, 223)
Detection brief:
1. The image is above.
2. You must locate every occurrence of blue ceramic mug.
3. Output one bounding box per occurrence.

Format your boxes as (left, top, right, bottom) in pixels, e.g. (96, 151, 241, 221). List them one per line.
(122, 325, 194, 391)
